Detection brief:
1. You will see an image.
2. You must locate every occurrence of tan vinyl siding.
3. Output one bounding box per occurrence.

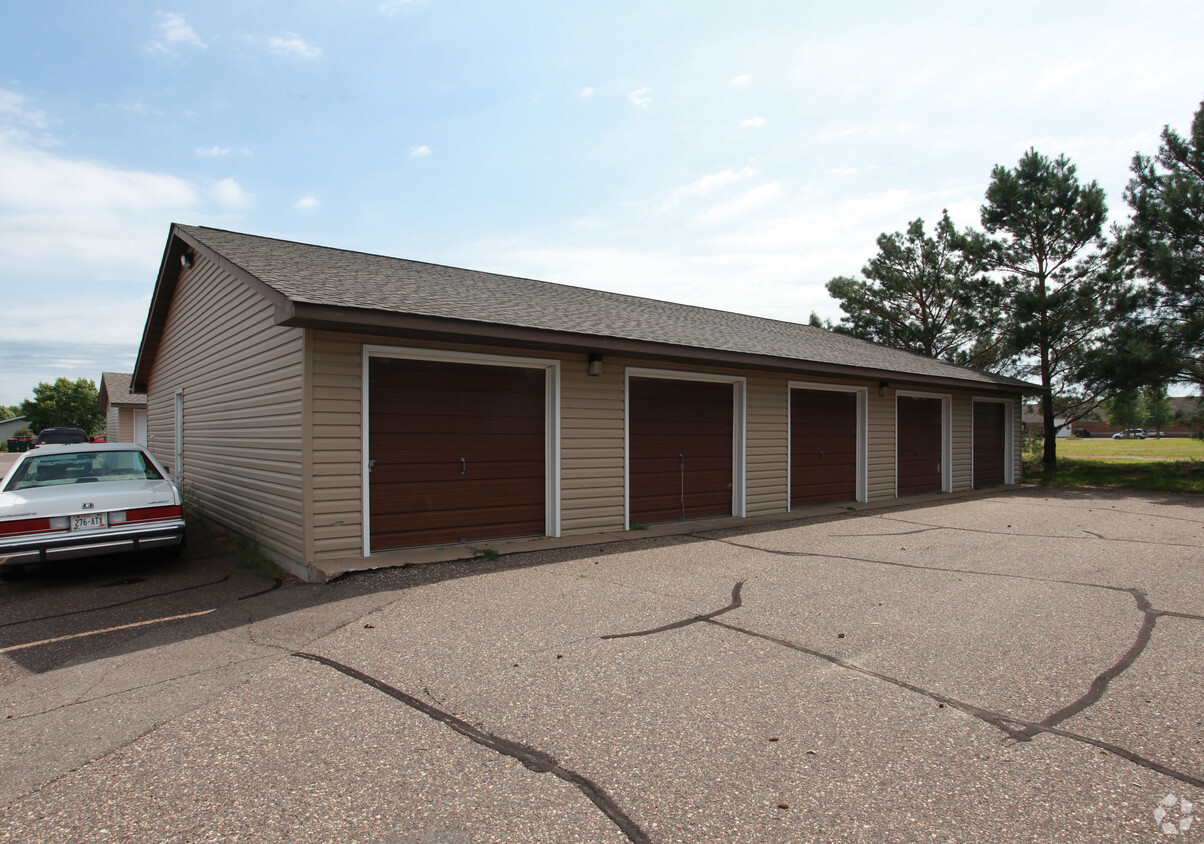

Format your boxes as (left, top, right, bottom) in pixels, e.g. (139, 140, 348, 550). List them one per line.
(309, 333, 366, 559)
(118, 408, 136, 443)
(560, 360, 626, 535)
(145, 255, 305, 565)
(301, 330, 1022, 561)
(951, 393, 973, 492)
(746, 374, 788, 516)
(105, 406, 121, 442)
(865, 387, 896, 501)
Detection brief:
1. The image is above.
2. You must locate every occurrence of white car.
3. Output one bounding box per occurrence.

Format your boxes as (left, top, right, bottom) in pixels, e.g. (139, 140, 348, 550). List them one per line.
(0, 443, 185, 570)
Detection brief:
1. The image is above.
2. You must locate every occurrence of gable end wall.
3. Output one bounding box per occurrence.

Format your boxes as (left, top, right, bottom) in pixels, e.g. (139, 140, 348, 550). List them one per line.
(145, 255, 306, 570)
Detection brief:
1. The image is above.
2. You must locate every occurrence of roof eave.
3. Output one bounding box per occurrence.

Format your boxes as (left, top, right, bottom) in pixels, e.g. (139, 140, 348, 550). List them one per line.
(280, 302, 1038, 395)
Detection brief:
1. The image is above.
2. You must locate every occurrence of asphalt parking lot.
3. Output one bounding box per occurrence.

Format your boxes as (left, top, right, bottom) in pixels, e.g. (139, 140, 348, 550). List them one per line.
(1, 487, 1201, 843)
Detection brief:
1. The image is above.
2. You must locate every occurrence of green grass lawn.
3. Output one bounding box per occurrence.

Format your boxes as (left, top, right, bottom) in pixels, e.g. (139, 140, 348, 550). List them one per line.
(1024, 435, 1204, 494)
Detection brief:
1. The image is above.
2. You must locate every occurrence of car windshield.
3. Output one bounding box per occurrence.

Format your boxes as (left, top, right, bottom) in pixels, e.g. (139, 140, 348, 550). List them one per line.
(4, 451, 163, 492)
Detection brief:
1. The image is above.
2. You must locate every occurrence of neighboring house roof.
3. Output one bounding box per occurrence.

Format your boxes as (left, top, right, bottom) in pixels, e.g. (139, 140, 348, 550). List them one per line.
(135, 224, 1040, 394)
(99, 372, 147, 411)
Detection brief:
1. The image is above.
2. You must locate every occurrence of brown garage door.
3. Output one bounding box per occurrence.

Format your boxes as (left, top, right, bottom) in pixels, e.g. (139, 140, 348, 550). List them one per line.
(791, 388, 858, 507)
(629, 377, 733, 524)
(973, 402, 1007, 488)
(368, 357, 546, 550)
(897, 396, 943, 496)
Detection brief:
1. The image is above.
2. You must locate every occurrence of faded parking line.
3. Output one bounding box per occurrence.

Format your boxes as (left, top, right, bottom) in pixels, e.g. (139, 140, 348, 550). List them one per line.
(0, 609, 215, 654)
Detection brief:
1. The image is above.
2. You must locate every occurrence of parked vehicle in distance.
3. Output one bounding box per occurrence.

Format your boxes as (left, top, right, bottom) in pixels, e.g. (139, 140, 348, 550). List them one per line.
(1074, 428, 1092, 437)
(0, 443, 185, 570)
(91, 435, 107, 443)
(1112, 428, 1146, 439)
(33, 427, 90, 447)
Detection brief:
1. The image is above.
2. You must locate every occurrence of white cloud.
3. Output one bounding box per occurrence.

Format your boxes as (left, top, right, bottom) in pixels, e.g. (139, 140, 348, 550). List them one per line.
(0, 133, 196, 285)
(0, 90, 48, 134)
(0, 136, 196, 212)
(410, 145, 431, 157)
(680, 167, 756, 198)
(731, 74, 753, 86)
(295, 195, 321, 211)
(628, 88, 653, 110)
(268, 33, 323, 59)
(741, 117, 767, 128)
(212, 177, 252, 209)
(580, 87, 595, 99)
(119, 101, 163, 117)
(145, 12, 205, 55)
(196, 145, 251, 158)
(695, 182, 783, 224)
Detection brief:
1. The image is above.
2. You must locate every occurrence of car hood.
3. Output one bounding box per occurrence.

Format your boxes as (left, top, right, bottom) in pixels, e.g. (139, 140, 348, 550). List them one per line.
(0, 479, 181, 519)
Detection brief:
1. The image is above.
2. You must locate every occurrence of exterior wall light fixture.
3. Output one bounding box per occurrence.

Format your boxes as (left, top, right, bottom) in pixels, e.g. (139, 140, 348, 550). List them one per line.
(588, 353, 604, 377)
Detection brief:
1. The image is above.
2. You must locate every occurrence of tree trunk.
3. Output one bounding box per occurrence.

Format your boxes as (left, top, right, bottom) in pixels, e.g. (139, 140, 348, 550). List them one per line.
(1040, 349, 1056, 467)
(1041, 391, 1057, 465)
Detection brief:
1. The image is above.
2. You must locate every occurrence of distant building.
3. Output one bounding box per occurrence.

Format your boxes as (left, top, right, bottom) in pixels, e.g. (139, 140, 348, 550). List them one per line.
(98, 372, 148, 444)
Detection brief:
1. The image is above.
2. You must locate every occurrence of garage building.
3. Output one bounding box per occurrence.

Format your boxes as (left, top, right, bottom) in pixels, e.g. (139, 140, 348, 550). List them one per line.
(133, 225, 1036, 581)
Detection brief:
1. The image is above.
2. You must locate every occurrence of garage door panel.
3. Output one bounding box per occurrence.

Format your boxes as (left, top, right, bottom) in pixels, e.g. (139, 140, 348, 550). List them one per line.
(371, 481, 545, 515)
(791, 389, 858, 507)
(374, 438, 545, 464)
(629, 377, 734, 523)
(375, 417, 545, 440)
(369, 357, 547, 551)
(371, 509, 545, 549)
(897, 396, 943, 496)
(372, 458, 545, 485)
(973, 402, 1007, 488)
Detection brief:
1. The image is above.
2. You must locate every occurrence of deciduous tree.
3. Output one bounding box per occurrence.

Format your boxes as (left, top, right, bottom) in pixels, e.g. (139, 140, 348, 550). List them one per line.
(20, 378, 104, 435)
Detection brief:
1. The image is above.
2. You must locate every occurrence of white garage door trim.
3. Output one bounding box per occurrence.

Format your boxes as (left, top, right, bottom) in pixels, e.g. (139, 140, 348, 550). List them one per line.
(787, 381, 869, 508)
(623, 367, 747, 530)
(362, 345, 562, 556)
(894, 389, 952, 496)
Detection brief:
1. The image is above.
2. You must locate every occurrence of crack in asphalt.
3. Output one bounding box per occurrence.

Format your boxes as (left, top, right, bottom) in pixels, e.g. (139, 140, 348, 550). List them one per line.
(602, 574, 1204, 790)
(0, 574, 233, 630)
(696, 536, 1185, 603)
(1009, 588, 1157, 743)
(236, 578, 283, 601)
(294, 651, 651, 844)
(868, 514, 1204, 549)
(602, 580, 744, 639)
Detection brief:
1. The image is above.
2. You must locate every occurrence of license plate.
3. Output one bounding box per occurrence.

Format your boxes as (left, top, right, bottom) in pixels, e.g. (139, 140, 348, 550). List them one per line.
(71, 513, 109, 532)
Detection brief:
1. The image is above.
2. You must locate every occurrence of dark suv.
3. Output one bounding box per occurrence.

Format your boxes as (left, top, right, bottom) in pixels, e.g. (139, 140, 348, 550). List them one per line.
(33, 427, 91, 447)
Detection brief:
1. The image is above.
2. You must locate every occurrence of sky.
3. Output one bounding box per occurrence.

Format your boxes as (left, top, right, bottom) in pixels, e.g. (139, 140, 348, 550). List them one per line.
(1, 1, 1202, 408)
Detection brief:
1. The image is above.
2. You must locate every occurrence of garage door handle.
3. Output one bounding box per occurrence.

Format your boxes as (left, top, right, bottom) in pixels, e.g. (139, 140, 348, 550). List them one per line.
(820, 450, 825, 463)
(461, 458, 467, 475)
(367, 459, 376, 472)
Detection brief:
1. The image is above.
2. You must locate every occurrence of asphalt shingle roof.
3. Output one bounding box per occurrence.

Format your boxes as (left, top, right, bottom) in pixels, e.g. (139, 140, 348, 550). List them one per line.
(100, 372, 146, 407)
(177, 225, 1035, 390)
